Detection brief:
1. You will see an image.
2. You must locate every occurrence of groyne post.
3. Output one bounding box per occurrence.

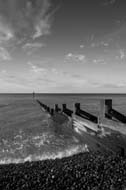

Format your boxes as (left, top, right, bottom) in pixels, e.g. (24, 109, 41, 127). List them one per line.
(55, 104, 61, 112)
(120, 147, 125, 157)
(105, 99, 112, 119)
(50, 108, 54, 116)
(99, 99, 105, 123)
(62, 104, 67, 111)
(47, 107, 50, 113)
(74, 103, 81, 114)
(62, 104, 73, 117)
(74, 103, 98, 123)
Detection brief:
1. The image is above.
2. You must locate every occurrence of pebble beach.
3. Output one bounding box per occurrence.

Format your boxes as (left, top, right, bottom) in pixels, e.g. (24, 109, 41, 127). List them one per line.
(0, 152, 126, 190)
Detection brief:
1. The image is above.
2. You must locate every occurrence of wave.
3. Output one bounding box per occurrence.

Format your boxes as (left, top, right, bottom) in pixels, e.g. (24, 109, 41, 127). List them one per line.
(0, 144, 89, 165)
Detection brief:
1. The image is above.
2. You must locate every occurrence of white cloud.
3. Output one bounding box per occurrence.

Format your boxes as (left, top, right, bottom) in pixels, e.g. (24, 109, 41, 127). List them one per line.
(100, 42, 109, 47)
(0, 21, 14, 43)
(77, 55, 86, 61)
(0, 0, 54, 47)
(91, 41, 109, 48)
(27, 62, 47, 74)
(120, 49, 125, 60)
(67, 53, 73, 57)
(33, 19, 51, 40)
(90, 81, 126, 88)
(0, 69, 7, 76)
(80, 45, 85, 49)
(91, 43, 96, 48)
(93, 58, 106, 65)
(115, 49, 126, 61)
(51, 68, 59, 75)
(0, 0, 57, 60)
(1, 69, 7, 73)
(102, 0, 116, 6)
(102, 83, 126, 88)
(65, 53, 87, 63)
(23, 43, 45, 49)
(0, 47, 11, 61)
(23, 42, 45, 55)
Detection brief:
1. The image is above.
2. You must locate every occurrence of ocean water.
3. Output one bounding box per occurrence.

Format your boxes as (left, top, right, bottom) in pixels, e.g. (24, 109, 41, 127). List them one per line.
(0, 93, 126, 164)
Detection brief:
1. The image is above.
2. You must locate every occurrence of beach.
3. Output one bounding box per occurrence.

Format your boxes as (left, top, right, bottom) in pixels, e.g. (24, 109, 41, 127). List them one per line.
(0, 152, 126, 190)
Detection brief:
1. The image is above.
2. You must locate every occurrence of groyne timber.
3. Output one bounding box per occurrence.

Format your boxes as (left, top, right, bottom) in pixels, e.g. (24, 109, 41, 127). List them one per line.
(36, 98, 126, 156)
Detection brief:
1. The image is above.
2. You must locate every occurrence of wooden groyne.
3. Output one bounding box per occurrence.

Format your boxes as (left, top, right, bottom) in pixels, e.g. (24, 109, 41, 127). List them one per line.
(74, 103, 98, 123)
(105, 99, 126, 123)
(62, 104, 73, 117)
(36, 99, 126, 124)
(36, 98, 126, 156)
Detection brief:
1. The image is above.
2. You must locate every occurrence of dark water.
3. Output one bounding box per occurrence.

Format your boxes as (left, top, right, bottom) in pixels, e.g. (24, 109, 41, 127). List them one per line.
(0, 93, 126, 164)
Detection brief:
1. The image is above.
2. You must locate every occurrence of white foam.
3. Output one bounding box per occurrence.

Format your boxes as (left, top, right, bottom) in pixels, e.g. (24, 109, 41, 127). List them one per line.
(74, 127, 82, 134)
(0, 144, 89, 165)
(15, 144, 24, 150)
(35, 140, 44, 147)
(14, 135, 22, 139)
(32, 133, 52, 147)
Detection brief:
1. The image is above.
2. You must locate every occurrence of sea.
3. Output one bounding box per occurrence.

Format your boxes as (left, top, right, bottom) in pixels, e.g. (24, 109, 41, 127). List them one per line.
(0, 93, 126, 164)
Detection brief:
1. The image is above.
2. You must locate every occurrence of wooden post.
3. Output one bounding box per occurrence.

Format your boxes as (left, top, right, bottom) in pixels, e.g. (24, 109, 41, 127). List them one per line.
(33, 91, 35, 100)
(120, 147, 125, 157)
(74, 103, 80, 114)
(62, 104, 67, 111)
(105, 99, 112, 119)
(55, 104, 60, 112)
(51, 109, 54, 116)
(99, 99, 105, 123)
(47, 107, 50, 113)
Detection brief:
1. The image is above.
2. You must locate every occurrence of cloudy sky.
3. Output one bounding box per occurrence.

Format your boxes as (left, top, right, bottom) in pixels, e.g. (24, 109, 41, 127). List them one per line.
(0, 0, 126, 93)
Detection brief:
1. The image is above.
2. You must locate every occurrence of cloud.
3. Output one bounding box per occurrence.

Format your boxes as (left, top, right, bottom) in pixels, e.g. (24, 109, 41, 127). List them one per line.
(101, 83, 126, 88)
(102, 22, 126, 48)
(65, 53, 87, 63)
(91, 41, 109, 48)
(72, 74, 81, 78)
(0, 69, 7, 75)
(115, 49, 126, 61)
(0, 21, 14, 43)
(0, 0, 54, 45)
(27, 62, 88, 89)
(80, 45, 85, 49)
(102, 0, 116, 6)
(22, 42, 45, 55)
(0, 47, 11, 61)
(93, 58, 107, 65)
(23, 42, 45, 49)
(119, 49, 125, 60)
(89, 80, 126, 89)
(27, 62, 47, 74)
(51, 68, 59, 75)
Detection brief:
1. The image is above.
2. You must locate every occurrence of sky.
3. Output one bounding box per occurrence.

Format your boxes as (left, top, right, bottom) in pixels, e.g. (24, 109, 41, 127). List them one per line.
(0, 0, 126, 93)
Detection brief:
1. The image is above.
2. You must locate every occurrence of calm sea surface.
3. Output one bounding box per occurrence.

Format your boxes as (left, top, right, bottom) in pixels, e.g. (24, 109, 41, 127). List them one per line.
(0, 93, 126, 164)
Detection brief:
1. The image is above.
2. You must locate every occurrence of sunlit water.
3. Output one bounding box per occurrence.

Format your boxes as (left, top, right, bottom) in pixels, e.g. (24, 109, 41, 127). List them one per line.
(0, 93, 126, 164)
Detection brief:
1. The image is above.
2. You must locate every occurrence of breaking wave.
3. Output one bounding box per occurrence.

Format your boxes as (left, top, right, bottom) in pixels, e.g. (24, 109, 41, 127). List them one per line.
(0, 144, 89, 165)
(0, 117, 90, 165)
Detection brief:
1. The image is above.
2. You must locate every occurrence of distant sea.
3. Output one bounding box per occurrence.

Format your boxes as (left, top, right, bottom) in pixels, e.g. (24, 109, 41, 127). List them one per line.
(0, 93, 126, 164)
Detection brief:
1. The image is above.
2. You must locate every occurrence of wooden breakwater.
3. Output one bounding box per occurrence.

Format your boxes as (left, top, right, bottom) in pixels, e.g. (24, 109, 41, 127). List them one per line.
(36, 98, 126, 156)
(36, 98, 126, 138)
(36, 99, 126, 124)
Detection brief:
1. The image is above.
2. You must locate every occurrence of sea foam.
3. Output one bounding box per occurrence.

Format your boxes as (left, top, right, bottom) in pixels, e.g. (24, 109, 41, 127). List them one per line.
(0, 144, 89, 165)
